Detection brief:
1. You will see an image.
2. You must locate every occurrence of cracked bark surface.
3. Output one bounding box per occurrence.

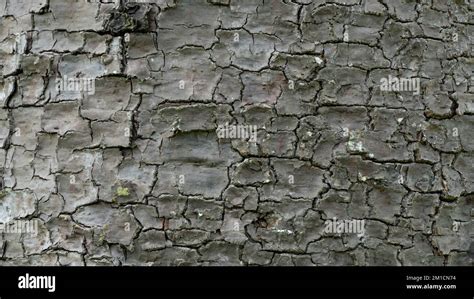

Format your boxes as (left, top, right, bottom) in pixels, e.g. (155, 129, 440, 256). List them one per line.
(0, 0, 472, 266)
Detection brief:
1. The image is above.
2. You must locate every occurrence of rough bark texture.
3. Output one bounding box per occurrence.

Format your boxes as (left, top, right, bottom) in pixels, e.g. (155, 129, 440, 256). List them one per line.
(0, 0, 472, 266)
